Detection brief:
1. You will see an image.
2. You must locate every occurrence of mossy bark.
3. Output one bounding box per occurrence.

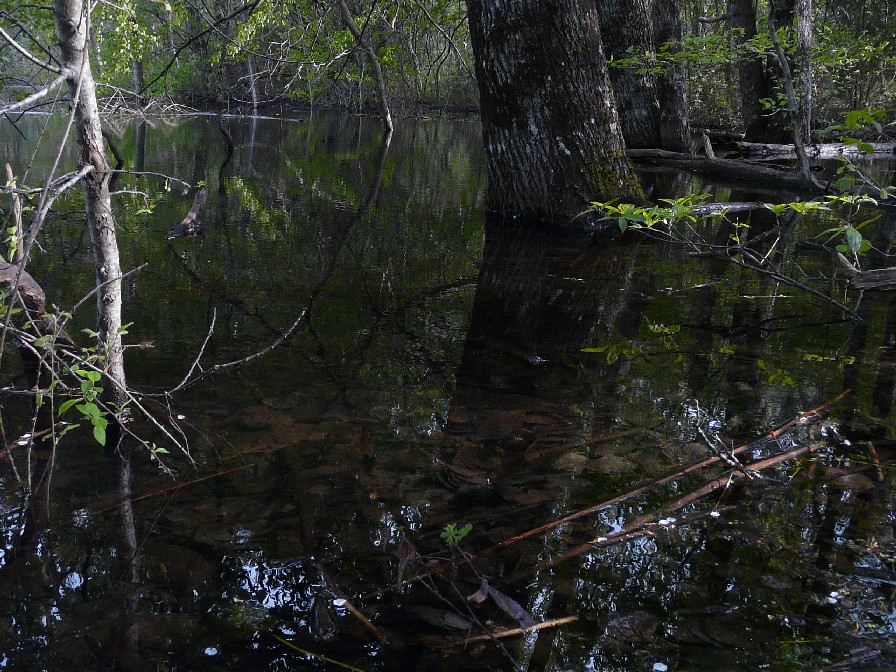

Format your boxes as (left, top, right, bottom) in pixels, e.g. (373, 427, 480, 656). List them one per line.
(466, 0, 645, 224)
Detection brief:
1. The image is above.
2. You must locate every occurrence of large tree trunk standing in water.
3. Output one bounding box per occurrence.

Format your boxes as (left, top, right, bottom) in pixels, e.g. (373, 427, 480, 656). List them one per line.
(53, 0, 129, 421)
(598, 0, 662, 149)
(466, 0, 644, 223)
(652, 0, 692, 152)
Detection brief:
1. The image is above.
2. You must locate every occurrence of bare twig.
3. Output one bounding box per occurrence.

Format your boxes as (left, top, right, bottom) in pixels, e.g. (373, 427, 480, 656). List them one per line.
(110, 170, 193, 189)
(3, 164, 23, 262)
(438, 615, 580, 647)
(0, 26, 63, 74)
(316, 562, 390, 644)
(141, 309, 308, 396)
(47, 464, 253, 529)
(0, 74, 66, 116)
(409, 0, 475, 79)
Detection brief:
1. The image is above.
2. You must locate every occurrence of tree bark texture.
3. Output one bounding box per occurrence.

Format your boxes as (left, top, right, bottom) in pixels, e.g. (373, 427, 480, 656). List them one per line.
(598, 0, 661, 149)
(466, 0, 644, 223)
(728, 0, 772, 141)
(767, 1, 815, 181)
(651, 0, 692, 152)
(795, 0, 813, 141)
(53, 0, 128, 410)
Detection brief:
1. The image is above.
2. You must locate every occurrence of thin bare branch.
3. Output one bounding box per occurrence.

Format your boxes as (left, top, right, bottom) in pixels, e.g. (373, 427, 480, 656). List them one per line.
(141, 309, 308, 396)
(0, 26, 63, 74)
(0, 74, 66, 116)
(439, 616, 580, 647)
(409, 0, 475, 79)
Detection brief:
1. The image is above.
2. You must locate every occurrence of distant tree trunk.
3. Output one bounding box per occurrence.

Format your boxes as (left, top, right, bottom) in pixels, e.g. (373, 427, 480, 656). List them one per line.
(598, 0, 661, 149)
(795, 0, 813, 141)
(131, 59, 145, 107)
(728, 0, 772, 140)
(764, 0, 806, 142)
(337, 0, 393, 134)
(768, 1, 815, 181)
(247, 56, 258, 115)
(652, 0, 692, 152)
(53, 0, 129, 418)
(466, 0, 644, 223)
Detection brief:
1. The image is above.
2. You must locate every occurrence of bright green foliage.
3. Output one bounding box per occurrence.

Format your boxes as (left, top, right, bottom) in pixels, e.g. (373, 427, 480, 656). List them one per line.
(584, 194, 710, 233)
(93, 0, 159, 85)
(612, 3, 896, 129)
(2, 0, 893, 120)
(589, 190, 884, 270)
(758, 358, 798, 388)
(583, 320, 683, 365)
(440, 522, 472, 548)
(58, 365, 109, 446)
(97, 0, 477, 110)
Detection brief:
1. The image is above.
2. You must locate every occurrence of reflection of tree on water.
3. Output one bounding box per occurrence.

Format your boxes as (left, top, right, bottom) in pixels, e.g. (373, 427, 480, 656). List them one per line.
(434, 210, 896, 670)
(0, 347, 141, 669)
(443, 217, 641, 508)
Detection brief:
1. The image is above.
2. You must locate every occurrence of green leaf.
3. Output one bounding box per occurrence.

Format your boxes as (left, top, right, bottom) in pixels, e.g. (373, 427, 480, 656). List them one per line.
(845, 227, 862, 253)
(77, 402, 101, 419)
(58, 398, 81, 415)
(93, 424, 107, 446)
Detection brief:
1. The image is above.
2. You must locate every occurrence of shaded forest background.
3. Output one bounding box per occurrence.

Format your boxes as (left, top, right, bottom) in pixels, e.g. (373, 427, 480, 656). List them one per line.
(1, 0, 893, 135)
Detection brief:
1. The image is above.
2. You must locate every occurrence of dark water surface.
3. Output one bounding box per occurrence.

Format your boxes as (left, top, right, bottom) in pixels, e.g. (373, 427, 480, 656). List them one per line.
(2, 113, 896, 671)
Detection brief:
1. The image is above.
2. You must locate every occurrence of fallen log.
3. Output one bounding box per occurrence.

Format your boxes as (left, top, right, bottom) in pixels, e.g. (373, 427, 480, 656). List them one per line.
(630, 147, 896, 204)
(627, 148, 823, 192)
(0, 260, 76, 349)
(481, 389, 851, 556)
(837, 252, 896, 291)
(0, 260, 45, 317)
(501, 437, 830, 585)
(847, 268, 896, 291)
(735, 141, 896, 161)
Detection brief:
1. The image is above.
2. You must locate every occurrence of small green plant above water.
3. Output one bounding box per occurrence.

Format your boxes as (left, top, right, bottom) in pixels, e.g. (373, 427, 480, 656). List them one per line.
(440, 522, 472, 548)
(586, 190, 886, 273)
(57, 365, 109, 446)
(584, 193, 711, 232)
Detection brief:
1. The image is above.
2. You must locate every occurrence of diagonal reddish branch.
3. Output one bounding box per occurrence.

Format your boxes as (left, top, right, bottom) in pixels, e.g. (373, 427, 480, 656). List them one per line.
(500, 438, 831, 585)
(480, 389, 852, 556)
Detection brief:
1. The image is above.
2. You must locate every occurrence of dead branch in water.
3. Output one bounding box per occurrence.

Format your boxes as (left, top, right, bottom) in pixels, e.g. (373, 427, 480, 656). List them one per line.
(481, 389, 852, 556)
(436, 615, 581, 648)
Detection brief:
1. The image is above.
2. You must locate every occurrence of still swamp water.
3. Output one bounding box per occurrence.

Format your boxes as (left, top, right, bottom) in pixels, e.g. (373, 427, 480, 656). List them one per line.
(1, 113, 896, 670)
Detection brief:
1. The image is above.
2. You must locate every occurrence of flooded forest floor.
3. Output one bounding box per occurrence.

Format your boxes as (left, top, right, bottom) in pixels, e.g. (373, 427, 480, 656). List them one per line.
(1, 113, 896, 671)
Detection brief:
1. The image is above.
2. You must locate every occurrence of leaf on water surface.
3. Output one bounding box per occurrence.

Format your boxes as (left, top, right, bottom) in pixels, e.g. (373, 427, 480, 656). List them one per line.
(406, 605, 472, 631)
(469, 578, 537, 630)
(468, 578, 489, 604)
(395, 539, 420, 585)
